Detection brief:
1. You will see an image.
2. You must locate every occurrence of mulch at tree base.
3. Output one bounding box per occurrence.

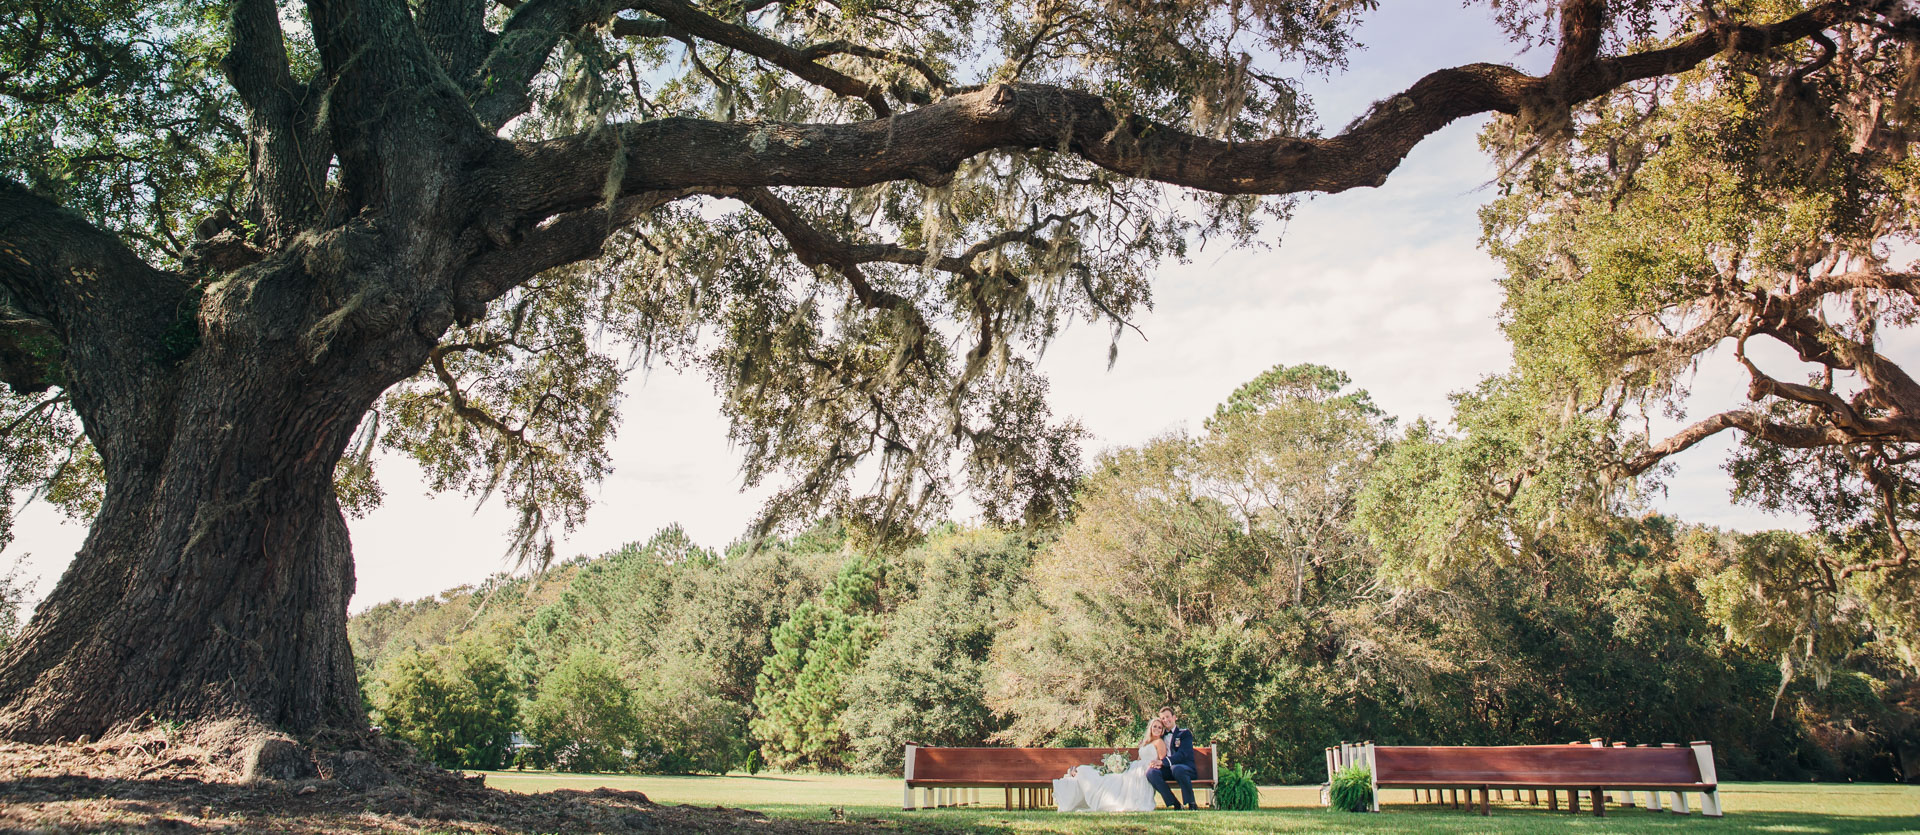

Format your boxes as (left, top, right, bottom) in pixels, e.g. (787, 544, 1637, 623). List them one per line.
(0, 728, 931, 834)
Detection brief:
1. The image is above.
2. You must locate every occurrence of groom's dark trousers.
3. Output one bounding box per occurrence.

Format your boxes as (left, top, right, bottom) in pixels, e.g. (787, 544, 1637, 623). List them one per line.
(1148, 764, 1196, 809)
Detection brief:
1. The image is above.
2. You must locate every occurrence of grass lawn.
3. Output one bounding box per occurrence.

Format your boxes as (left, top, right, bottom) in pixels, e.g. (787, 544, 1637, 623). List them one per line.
(478, 770, 1920, 833)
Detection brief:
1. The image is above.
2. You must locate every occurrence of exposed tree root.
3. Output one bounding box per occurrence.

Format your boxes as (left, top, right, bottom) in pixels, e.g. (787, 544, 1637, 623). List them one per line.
(0, 721, 927, 833)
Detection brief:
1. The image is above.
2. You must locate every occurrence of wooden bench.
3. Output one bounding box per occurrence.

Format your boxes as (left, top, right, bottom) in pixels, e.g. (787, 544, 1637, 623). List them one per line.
(902, 744, 1218, 810)
(1325, 740, 1721, 817)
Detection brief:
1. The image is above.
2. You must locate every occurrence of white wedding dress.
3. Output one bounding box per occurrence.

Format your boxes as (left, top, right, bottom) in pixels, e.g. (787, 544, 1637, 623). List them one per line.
(1053, 743, 1158, 812)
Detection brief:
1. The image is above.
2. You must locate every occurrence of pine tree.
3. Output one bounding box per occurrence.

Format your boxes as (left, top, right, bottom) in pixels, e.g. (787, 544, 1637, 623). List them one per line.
(750, 556, 883, 770)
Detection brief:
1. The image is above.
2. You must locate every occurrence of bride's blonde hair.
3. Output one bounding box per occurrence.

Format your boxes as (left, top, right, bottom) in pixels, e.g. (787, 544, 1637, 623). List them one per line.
(1140, 717, 1163, 746)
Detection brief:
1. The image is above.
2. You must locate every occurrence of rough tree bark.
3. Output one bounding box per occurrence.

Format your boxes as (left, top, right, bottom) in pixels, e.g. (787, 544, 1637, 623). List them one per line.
(0, 0, 1883, 741)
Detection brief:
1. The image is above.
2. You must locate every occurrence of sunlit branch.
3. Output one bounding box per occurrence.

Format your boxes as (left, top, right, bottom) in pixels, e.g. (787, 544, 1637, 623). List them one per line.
(425, 340, 545, 450)
(626, 0, 896, 115)
(456, 188, 706, 319)
(0, 394, 69, 440)
(499, 0, 1881, 226)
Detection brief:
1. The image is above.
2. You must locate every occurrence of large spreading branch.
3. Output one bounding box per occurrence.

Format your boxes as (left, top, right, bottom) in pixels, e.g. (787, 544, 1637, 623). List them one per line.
(0, 179, 192, 463)
(470, 0, 635, 129)
(420, 0, 496, 85)
(223, 0, 330, 243)
(627, 0, 898, 115)
(306, 0, 483, 212)
(1622, 410, 1861, 476)
(496, 0, 1880, 224)
(455, 188, 708, 317)
(1613, 263, 1920, 579)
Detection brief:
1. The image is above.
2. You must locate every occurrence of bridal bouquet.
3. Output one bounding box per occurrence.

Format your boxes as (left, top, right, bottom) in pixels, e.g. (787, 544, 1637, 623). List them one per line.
(1099, 752, 1130, 775)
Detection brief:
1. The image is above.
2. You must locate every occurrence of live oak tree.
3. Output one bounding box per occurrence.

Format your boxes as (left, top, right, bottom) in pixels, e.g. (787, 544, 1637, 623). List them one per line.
(0, 0, 1905, 743)
(1361, 0, 1920, 674)
(1486, 3, 1920, 575)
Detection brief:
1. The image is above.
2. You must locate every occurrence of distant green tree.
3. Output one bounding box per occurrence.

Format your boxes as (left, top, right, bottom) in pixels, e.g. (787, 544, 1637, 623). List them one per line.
(0, 556, 31, 651)
(629, 652, 752, 774)
(990, 364, 1394, 778)
(751, 600, 878, 771)
(372, 639, 520, 770)
(520, 649, 641, 773)
(841, 529, 1035, 773)
(752, 556, 883, 770)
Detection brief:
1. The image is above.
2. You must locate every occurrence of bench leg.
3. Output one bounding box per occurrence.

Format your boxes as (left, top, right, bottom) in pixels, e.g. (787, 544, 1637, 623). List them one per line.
(1529, 789, 1539, 806)
(1592, 788, 1604, 817)
(1570, 789, 1580, 814)
(904, 783, 914, 811)
(1480, 787, 1490, 816)
(1670, 790, 1691, 815)
(1701, 789, 1722, 818)
(1549, 789, 1559, 811)
(1644, 788, 1662, 812)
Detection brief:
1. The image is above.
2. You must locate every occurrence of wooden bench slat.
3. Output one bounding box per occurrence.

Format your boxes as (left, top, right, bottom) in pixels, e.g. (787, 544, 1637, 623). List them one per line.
(1378, 780, 1714, 790)
(1331, 741, 1724, 818)
(902, 744, 1221, 811)
(909, 746, 1216, 784)
(1374, 746, 1705, 786)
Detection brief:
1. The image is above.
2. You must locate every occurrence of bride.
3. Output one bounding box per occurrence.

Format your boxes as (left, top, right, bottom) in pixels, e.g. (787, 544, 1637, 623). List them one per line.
(1053, 719, 1164, 812)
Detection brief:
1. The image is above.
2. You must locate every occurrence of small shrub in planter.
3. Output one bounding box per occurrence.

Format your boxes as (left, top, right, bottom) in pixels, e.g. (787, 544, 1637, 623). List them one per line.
(1329, 764, 1373, 812)
(1214, 766, 1259, 810)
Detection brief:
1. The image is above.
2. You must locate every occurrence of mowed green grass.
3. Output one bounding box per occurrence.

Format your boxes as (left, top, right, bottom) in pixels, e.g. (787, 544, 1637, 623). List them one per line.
(478, 770, 1920, 833)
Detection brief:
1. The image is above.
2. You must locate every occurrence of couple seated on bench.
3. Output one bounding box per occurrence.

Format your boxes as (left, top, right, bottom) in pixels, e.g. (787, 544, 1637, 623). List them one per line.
(1054, 706, 1200, 812)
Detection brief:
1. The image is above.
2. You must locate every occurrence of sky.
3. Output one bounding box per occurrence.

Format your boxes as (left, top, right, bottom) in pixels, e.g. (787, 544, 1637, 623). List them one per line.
(5, 6, 1838, 613)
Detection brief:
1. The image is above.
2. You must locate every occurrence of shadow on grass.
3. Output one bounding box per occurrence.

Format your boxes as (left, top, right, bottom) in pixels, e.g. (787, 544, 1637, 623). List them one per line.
(809, 805, 1920, 834)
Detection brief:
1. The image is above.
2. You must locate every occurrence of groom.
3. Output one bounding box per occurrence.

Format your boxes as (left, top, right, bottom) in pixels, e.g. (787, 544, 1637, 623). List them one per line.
(1146, 705, 1198, 810)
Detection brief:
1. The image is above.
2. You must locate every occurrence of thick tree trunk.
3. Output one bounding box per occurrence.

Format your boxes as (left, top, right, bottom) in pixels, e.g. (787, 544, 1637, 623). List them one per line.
(0, 251, 441, 741)
(0, 450, 359, 741)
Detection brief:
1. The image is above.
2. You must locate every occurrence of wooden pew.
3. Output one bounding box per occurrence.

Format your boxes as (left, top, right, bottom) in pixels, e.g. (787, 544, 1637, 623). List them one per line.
(1324, 741, 1720, 817)
(902, 744, 1219, 810)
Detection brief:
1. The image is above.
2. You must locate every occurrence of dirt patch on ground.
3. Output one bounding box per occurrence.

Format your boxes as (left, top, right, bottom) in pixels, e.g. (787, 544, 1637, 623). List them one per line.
(0, 727, 935, 833)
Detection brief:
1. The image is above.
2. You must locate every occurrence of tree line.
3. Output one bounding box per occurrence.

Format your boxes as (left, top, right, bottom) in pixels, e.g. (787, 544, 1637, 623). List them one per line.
(349, 365, 1919, 783)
